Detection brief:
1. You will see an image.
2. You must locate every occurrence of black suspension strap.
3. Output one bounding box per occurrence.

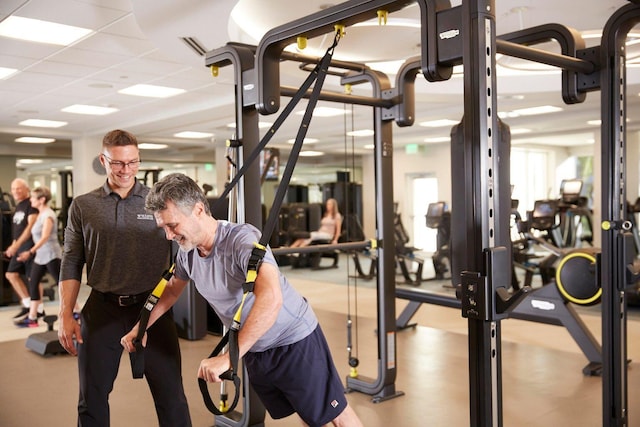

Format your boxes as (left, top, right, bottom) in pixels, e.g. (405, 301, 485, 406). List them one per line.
(130, 265, 175, 379)
(198, 30, 342, 416)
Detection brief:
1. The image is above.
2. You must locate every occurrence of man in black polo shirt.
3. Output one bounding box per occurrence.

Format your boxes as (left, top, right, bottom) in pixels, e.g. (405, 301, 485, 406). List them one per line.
(57, 130, 191, 426)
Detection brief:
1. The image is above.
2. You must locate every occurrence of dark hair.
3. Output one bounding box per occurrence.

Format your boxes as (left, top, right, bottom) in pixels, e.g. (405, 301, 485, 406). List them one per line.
(146, 173, 210, 215)
(102, 129, 138, 149)
(32, 186, 51, 203)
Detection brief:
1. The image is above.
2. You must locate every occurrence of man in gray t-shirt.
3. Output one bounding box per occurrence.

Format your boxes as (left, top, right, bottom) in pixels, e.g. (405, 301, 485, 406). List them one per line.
(121, 173, 363, 427)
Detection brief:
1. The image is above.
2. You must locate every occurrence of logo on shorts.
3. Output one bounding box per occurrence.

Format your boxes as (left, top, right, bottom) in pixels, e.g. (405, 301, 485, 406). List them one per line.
(331, 400, 339, 408)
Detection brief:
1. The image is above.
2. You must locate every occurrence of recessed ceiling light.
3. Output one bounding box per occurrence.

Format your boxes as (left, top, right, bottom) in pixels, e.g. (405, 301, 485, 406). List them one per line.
(19, 119, 67, 128)
(346, 129, 375, 137)
(510, 128, 532, 135)
(510, 105, 563, 116)
(174, 131, 214, 139)
(419, 119, 459, 128)
(17, 158, 43, 165)
(15, 137, 55, 144)
(296, 107, 348, 118)
(363, 144, 375, 149)
(299, 151, 324, 157)
(0, 67, 18, 80)
(62, 104, 118, 115)
(118, 84, 185, 98)
(0, 16, 92, 46)
(226, 122, 273, 129)
(287, 138, 318, 144)
(423, 136, 450, 143)
(139, 143, 168, 150)
(587, 119, 601, 126)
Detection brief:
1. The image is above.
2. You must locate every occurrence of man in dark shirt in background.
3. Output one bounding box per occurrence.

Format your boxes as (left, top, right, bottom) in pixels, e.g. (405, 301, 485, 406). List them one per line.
(57, 129, 191, 426)
(3, 178, 38, 319)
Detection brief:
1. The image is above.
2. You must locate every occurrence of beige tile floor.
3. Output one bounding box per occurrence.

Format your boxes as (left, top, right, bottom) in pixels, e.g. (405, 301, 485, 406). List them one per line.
(0, 255, 639, 426)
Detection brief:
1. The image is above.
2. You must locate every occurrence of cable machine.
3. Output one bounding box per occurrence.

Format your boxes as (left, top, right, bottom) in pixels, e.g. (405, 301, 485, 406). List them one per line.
(203, 0, 639, 425)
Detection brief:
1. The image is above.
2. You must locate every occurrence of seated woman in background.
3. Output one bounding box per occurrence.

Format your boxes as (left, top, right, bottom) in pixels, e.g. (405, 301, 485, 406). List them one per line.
(290, 198, 342, 248)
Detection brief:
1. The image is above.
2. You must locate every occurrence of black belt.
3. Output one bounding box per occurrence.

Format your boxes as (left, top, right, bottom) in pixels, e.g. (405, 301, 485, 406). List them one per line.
(97, 290, 150, 307)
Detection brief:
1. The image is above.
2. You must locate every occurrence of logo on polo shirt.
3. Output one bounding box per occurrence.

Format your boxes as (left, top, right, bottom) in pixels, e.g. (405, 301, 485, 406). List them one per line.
(137, 213, 155, 221)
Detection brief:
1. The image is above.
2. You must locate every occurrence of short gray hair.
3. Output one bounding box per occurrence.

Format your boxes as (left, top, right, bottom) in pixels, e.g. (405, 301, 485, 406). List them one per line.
(146, 173, 210, 215)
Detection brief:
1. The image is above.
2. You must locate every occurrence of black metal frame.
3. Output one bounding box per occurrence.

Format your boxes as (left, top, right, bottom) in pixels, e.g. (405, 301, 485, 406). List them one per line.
(202, 0, 639, 425)
(205, 44, 266, 427)
(599, 3, 640, 426)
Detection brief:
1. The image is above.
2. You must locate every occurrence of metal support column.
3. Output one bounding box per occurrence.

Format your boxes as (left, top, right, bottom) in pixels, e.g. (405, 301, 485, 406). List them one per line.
(459, 1, 504, 425)
(205, 44, 266, 427)
(600, 4, 640, 426)
(341, 70, 404, 402)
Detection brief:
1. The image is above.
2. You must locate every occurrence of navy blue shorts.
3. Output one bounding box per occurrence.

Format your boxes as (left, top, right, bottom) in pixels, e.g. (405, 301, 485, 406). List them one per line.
(244, 325, 347, 426)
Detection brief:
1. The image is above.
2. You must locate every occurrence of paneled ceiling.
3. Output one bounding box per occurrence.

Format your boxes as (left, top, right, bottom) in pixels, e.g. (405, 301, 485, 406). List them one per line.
(0, 0, 637, 174)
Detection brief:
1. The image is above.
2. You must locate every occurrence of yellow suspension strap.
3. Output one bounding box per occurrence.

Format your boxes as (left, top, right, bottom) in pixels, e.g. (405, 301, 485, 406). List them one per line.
(198, 242, 266, 415)
(130, 264, 175, 379)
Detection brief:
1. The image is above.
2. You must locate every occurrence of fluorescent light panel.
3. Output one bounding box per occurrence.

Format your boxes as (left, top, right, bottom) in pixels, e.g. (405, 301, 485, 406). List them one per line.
(118, 84, 185, 98)
(419, 119, 459, 128)
(346, 129, 374, 137)
(19, 119, 67, 128)
(296, 107, 348, 118)
(0, 16, 92, 46)
(510, 128, 532, 135)
(15, 137, 55, 144)
(17, 158, 43, 164)
(0, 67, 19, 79)
(287, 138, 318, 144)
(299, 151, 324, 157)
(510, 105, 563, 116)
(226, 122, 273, 129)
(62, 104, 118, 115)
(174, 131, 213, 139)
(423, 136, 450, 143)
(139, 143, 168, 150)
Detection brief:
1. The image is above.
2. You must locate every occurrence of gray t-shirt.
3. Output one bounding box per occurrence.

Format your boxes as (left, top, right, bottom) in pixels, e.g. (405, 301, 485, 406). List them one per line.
(174, 220, 318, 353)
(31, 206, 62, 265)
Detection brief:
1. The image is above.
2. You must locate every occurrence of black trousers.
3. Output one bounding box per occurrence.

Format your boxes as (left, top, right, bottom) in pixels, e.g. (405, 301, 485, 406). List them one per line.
(28, 258, 60, 300)
(77, 290, 192, 427)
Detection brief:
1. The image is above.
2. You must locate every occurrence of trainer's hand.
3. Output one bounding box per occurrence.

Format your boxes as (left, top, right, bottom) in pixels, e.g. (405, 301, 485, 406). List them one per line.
(120, 328, 146, 353)
(58, 312, 82, 356)
(198, 355, 231, 383)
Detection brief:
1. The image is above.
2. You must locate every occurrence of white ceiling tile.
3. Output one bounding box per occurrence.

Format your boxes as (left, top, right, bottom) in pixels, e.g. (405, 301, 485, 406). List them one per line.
(102, 14, 148, 39)
(0, 53, 38, 69)
(0, 38, 62, 60)
(74, 32, 156, 57)
(15, 0, 130, 31)
(27, 60, 105, 78)
(74, 0, 132, 12)
(48, 46, 132, 68)
(110, 57, 191, 78)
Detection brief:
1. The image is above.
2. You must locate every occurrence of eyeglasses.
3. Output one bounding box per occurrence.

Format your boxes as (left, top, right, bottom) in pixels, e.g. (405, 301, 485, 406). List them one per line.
(102, 154, 141, 171)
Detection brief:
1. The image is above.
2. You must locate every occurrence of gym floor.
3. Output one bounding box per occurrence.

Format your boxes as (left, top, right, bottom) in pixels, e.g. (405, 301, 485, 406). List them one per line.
(1, 255, 639, 426)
